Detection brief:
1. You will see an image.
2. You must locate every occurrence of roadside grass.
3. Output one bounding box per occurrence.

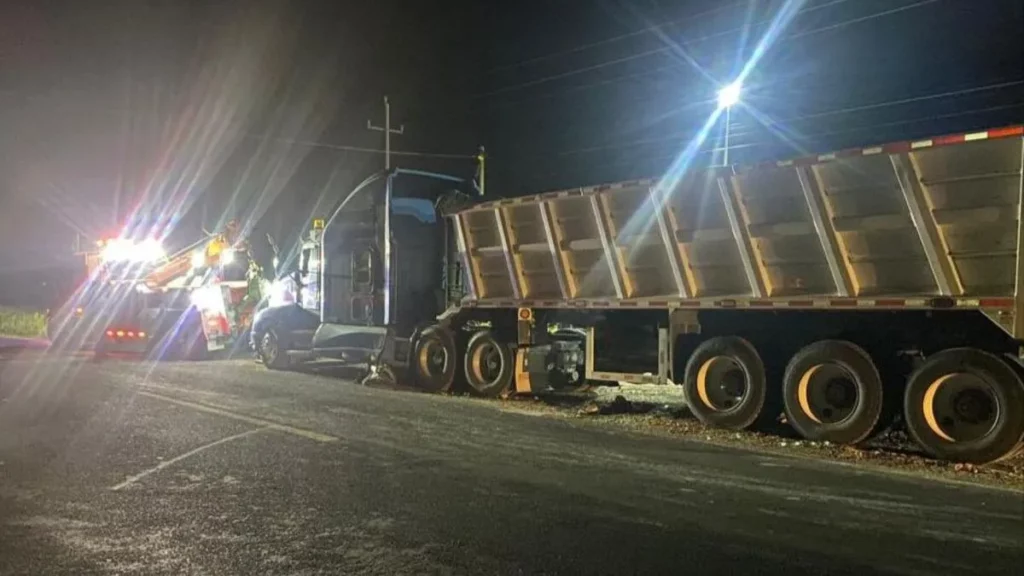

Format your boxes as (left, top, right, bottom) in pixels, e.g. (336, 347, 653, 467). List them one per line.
(0, 306, 48, 339)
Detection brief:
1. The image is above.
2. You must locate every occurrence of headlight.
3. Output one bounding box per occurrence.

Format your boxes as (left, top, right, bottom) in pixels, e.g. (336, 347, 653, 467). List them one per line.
(267, 278, 295, 308)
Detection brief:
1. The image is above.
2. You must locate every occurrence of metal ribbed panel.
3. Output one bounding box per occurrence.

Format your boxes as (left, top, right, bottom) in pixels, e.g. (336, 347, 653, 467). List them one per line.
(454, 134, 1024, 322)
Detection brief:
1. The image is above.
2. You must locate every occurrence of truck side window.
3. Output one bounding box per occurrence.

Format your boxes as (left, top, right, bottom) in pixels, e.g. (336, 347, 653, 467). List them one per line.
(352, 250, 372, 288)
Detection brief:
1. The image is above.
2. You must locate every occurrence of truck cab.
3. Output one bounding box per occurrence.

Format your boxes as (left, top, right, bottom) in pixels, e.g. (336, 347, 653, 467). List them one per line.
(250, 168, 471, 371)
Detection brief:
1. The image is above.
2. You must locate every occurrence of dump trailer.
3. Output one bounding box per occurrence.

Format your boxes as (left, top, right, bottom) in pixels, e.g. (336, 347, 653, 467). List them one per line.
(252, 126, 1024, 464)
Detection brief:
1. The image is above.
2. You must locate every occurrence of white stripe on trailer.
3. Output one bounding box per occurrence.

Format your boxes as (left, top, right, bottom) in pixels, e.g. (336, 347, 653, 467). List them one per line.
(964, 131, 989, 141)
(911, 139, 934, 149)
(462, 296, 1017, 311)
(862, 146, 883, 155)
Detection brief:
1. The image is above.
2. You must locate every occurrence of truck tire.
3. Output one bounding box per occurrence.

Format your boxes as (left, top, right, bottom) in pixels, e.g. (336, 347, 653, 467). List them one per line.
(782, 340, 883, 445)
(464, 331, 514, 398)
(683, 336, 768, 430)
(904, 348, 1024, 464)
(259, 328, 291, 370)
(412, 325, 457, 393)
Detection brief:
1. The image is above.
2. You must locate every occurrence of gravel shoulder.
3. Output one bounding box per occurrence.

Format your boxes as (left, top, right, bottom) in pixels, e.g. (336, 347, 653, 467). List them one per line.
(477, 383, 1024, 492)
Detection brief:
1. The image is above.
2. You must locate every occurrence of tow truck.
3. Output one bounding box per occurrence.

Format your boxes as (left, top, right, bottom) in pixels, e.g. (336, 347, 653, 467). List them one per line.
(48, 221, 261, 359)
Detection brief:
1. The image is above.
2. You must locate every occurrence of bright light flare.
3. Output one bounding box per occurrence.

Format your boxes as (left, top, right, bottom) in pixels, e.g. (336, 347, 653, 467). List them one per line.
(100, 238, 166, 263)
(267, 277, 296, 308)
(717, 81, 742, 109)
(191, 251, 206, 269)
(220, 249, 235, 265)
(190, 285, 226, 312)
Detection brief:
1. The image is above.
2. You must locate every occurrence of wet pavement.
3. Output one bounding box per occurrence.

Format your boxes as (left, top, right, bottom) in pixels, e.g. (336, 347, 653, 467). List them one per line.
(1, 354, 1022, 575)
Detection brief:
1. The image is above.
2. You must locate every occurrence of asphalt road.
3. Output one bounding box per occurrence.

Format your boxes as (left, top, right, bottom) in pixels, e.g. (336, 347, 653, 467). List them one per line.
(1, 354, 1022, 575)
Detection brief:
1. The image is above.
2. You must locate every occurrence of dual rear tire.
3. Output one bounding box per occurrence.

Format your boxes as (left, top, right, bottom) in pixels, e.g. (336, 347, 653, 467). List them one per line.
(682, 336, 773, 431)
(781, 340, 883, 446)
(903, 348, 1024, 464)
(410, 326, 514, 398)
(683, 336, 1024, 463)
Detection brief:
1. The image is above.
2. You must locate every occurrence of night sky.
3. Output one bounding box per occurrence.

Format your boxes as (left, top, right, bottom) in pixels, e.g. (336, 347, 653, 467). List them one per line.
(1, 0, 1021, 306)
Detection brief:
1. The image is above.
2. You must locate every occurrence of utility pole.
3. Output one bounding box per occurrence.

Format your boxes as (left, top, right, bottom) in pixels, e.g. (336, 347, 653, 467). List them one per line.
(367, 96, 404, 169)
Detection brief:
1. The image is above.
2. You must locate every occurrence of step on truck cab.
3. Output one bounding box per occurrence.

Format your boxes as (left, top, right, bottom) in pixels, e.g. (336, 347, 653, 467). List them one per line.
(255, 126, 1024, 464)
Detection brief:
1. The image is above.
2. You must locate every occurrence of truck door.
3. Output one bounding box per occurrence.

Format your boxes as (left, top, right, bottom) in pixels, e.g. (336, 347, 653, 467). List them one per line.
(313, 173, 389, 353)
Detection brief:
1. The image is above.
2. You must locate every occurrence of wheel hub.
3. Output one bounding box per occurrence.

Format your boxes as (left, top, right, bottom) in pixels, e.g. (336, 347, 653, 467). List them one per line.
(419, 340, 450, 378)
(262, 333, 277, 362)
(696, 356, 748, 412)
(470, 342, 504, 386)
(798, 364, 859, 425)
(923, 372, 999, 443)
(953, 389, 994, 424)
(824, 377, 856, 410)
(720, 369, 747, 406)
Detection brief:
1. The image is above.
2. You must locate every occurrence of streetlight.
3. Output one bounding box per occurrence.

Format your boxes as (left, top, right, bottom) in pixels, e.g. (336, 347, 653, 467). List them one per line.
(717, 81, 742, 166)
(717, 81, 742, 110)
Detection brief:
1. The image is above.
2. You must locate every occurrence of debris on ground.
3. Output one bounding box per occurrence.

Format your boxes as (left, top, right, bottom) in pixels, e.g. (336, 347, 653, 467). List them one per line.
(491, 383, 1024, 491)
(578, 394, 633, 415)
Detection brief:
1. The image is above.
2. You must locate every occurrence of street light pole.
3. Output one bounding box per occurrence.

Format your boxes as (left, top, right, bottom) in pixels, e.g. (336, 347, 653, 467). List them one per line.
(367, 96, 405, 170)
(717, 80, 742, 167)
(723, 105, 732, 167)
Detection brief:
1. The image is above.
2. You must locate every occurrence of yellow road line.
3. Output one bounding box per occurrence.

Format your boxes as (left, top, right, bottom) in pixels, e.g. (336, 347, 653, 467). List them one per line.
(136, 390, 339, 443)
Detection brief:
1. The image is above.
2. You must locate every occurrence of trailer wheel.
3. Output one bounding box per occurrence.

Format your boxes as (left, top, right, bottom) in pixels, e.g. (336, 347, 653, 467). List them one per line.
(683, 336, 767, 430)
(904, 348, 1024, 464)
(464, 331, 514, 398)
(260, 329, 291, 370)
(782, 340, 883, 445)
(412, 325, 457, 393)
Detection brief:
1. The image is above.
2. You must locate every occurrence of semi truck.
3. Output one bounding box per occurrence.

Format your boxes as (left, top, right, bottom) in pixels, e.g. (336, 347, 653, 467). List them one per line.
(251, 125, 1024, 464)
(48, 222, 259, 359)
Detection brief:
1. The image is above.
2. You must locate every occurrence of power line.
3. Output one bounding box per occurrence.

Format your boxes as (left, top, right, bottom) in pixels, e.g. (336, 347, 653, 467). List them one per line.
(476, 0, 855, 98)
(487, 0, 747, 74)
(548, 80, 1023, 157)
(513, 102, 1022, 186)
(240, 133, 475, 160)
(476, 0, 940, 100)
(760, 79, 1024, 127)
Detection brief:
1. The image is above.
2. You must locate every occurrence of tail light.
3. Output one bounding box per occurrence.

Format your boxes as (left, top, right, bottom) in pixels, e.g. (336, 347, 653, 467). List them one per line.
(107, 328, 146, 339)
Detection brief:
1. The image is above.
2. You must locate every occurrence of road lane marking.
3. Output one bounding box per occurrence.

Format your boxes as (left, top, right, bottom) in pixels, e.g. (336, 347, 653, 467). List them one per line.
(110, 427, 267, 491)
(135, 390, 339, 444)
